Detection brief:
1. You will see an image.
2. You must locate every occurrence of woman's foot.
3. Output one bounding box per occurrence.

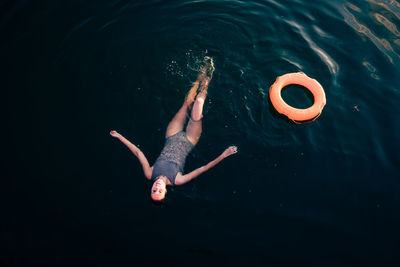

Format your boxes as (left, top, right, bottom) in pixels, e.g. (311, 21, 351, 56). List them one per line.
(197, 56, 215, 81)
(203, 56, 215, 78)
(185, 56, 214, 113)
(197, 56, 214, 99)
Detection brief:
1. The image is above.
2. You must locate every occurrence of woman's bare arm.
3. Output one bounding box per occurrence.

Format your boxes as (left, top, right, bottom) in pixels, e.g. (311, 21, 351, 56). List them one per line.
(110, 130, 153, 179)
(175, 146, 237, 185)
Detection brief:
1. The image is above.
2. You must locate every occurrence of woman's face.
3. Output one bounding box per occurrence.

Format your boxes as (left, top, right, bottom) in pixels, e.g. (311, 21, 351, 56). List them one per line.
(151, 177, 167, 201)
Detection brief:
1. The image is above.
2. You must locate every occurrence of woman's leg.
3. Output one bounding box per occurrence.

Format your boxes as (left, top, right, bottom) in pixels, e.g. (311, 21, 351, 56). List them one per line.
(169, 56, 214, 142)
(165, 81, 199, 138)
(185, 76, 211, 145)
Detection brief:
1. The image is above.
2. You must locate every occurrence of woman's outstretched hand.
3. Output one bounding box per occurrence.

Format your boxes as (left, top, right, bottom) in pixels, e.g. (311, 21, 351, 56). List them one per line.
(110, 130, 121, 138)
(222, 146, 238, 158)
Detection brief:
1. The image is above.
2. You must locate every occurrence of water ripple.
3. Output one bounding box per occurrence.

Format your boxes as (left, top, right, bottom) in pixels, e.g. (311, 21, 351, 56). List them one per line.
(285, 19, 339, 76)
(341, 1, 400, 65)
(61, 16, 94, 44)
(374, 13, 400, 37)
(367, 0, 400, 20)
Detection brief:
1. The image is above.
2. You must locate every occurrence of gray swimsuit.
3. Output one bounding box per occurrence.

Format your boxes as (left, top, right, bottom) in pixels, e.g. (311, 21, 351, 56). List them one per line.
(151, 131, 194, 185)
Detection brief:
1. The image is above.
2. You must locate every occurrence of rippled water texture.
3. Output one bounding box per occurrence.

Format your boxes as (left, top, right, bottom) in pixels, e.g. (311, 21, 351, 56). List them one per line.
(2, 0, 399, 266)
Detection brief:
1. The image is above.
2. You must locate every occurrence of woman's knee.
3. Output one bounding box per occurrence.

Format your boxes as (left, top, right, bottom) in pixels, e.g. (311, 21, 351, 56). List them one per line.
(191, 98, 204, 121)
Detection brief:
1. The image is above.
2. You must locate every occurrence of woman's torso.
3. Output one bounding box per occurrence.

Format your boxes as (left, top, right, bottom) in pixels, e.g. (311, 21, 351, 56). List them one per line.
(151, 131, 194, 184)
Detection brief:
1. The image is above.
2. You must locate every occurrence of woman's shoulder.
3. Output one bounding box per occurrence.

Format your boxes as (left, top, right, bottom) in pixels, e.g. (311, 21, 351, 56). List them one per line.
(173, 172, 184, 185)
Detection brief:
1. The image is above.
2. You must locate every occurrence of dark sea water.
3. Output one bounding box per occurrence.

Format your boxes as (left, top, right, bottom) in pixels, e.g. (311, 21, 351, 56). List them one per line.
(2, 0, 400, 266)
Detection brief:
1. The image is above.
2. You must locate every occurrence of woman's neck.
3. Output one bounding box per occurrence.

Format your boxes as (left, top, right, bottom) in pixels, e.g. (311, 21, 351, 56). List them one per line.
(158, 176, 171, 185)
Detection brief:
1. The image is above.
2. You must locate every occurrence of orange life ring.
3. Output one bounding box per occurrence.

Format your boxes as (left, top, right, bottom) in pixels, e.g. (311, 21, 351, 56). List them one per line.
(269, 72, 326, 123)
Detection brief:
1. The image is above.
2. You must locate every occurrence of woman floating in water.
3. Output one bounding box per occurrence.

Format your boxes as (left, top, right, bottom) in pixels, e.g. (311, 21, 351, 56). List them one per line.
(110, 57, 237, 202)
